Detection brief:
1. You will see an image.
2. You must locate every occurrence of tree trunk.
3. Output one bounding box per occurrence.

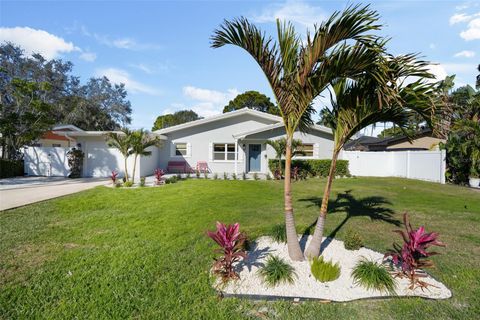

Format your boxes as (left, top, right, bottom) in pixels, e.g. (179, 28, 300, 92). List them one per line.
(284, 136, 304, 261)
(304, 148, 340, 258)
(124, 156, 129, 182)
(131, 155, 138, 183)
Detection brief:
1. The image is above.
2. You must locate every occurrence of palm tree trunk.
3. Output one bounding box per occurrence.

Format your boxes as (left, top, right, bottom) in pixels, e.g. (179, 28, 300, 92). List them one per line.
(284, 136, 304, 261)
(304, 148, 340, 258)
(124, 156, 129, 182)
(131, 155, 138, 183)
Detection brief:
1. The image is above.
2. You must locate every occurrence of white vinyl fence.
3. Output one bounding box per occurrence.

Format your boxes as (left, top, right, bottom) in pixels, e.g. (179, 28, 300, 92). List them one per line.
(341, 150, 446, 184)
(24, 146, 157, 179)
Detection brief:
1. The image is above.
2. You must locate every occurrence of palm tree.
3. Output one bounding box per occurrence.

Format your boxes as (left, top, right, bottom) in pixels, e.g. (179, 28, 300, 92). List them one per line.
(304, 54, 439, 258)
(130, 129, 163, 183)
(106, 128, 133, 181)
(266, 138, 303, 175)
(212, 4, 386, 260)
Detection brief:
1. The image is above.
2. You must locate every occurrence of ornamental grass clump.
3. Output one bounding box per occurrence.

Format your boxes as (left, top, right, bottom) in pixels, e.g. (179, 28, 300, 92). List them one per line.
(310, 256, 340, 282)
(207, 222, 247, 282)
(384, 212, 445, 290)
(258, 255, 296, 287)
(344, 229, 364, 250)
(269, 223, 287, 243)
(352, 258, 396, 294)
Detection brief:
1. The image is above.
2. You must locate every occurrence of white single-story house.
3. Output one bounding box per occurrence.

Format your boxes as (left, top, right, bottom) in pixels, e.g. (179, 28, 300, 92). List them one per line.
(24, 108, 334, 178)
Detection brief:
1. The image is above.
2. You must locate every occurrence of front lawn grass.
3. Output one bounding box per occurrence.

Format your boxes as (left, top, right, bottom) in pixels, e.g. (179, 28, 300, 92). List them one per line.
(0, 177, 479, 319)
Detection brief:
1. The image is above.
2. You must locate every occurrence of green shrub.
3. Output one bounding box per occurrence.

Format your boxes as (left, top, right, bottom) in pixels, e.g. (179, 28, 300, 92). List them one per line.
(310, 256, 340, 282)
(266, 173, 272, 180)
(0, 159, 23, 178)
(242, 172, 246, 180)
(176, 173, 182, 180)
(186, 173, 191, 179)
(140, 177, 146, 187)
(253, 172, 259, 180)
(165, 176, 178, 184)
(232, 173, 237, 180)
(196, 171, 200, 178)
(123, 181, 134, 188)
(115, 182, 122, 188)
(258, 255, 296, 287)
(351, 259, 396, 294)
(223, 172, 228, 180)
(344, 229, 364, 250)
(269, 224, 287, 243)
(213, 173, 218, 180)
(268, 159, 350, 178)
(204, 172, 208, 179)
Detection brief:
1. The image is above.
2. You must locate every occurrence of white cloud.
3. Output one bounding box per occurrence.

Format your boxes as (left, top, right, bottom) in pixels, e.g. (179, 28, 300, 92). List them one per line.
(180, 86, 239, 117)
(95, 68, 160, 95)
(79, 51, 96, 62)
(253, 0, 327, 29)
(0, 26, 78, 59)
(454, 50, 476, 57)
(130, 63, 154, 74)
(112, 38, 136, 49)
(460, 18, 480, 40)
(450, 13, 472, 25)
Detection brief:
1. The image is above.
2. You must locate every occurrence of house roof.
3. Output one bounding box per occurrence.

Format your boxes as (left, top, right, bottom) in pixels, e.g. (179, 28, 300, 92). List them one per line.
(344, 135, 384, 150)
(52, 131, 167, 140)
(154, 108, 282, 135)
(52, 124, 84, 132)
(233, 122, 332, 139)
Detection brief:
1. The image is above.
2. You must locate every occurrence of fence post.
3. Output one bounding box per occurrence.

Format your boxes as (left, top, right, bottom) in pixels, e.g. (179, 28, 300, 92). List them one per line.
(440, 149, 446, 184)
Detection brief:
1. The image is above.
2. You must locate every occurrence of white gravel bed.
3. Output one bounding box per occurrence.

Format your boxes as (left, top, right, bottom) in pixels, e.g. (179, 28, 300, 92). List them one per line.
(217, 236, 451, 302)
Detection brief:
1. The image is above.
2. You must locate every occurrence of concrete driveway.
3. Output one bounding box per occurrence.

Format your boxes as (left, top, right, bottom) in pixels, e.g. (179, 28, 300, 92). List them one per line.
(0, 177, 109, 211)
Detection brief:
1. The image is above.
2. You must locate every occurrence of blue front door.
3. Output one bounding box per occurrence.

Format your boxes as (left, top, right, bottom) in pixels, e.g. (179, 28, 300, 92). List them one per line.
(248, 144, 261, 172)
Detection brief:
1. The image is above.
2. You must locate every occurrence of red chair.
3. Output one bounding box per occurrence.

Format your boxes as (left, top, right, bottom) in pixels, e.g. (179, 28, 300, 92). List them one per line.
(196, 161, 209, 173)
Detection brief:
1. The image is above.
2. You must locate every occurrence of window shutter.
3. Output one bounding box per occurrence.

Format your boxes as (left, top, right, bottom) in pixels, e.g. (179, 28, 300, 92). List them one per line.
(208, 143, 213, 161)
(187, 143, 192, 157)
(313, 143, 319, 158)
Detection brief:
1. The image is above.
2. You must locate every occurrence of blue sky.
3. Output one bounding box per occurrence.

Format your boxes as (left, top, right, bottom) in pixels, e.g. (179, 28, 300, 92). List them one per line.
(1, 0, 479, 132)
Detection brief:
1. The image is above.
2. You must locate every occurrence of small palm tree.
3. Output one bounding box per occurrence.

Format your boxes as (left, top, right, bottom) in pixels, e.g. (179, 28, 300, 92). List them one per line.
(304, 55, 439, 258)
(266, 138, 303, 175)
(129, 129, 162, 183)
(212, 5, 386, 260)
(106, 128, 133, 181)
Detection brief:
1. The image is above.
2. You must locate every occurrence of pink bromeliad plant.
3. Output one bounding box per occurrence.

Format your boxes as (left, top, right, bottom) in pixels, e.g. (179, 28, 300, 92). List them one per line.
(153, 168, 165, 185)
(385, 213, 445, 289)
(207, 221, 247, 282)
(110, 170, 119, 184)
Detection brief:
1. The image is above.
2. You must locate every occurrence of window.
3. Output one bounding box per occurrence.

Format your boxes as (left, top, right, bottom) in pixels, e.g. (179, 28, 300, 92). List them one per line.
(52, 143, 61, 147)
(296, 144, 314, 157)
(213, 143, 237, 161)
(174, 143, 187, 156)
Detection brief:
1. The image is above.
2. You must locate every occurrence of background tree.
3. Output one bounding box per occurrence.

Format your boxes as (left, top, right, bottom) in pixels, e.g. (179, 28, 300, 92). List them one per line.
(212, 5, 386, 260)
(0, 42, 132, 157)
(0, 78, 54, 159)
(152, 110, 200, 130)
(129, 129, 163, 183)
(304, 55, 438, 258)
(223, 90, 280, 115)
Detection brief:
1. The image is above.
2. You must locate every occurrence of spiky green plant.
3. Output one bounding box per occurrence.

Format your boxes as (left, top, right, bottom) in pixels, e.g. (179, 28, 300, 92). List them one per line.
(310, 256, 340, 282)
(344, 229, 364, 250)
(269, 224, 287, 243)
(258, 255, 296, 287)
(351, 258, 396, 294)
